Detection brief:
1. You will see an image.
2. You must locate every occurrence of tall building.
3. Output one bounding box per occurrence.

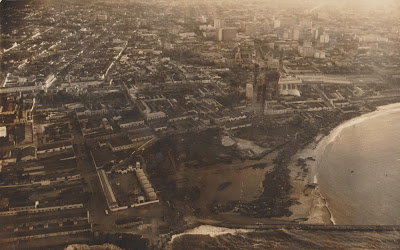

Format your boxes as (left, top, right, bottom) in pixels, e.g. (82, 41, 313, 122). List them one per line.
(218, 28, 238, 41)
(214, 18, 225, 29)
(303, 45, 314, 57)
(320, 33, 330, 44)
(314, 50, 326, 58)
(302, 41, 314, 57)
(273, 19, 281, 29)
(313, 28, 319, 40)
(293, 29, 300, 41)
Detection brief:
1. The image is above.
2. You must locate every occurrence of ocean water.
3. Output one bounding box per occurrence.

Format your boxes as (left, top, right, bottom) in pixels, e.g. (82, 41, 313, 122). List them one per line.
(316, 106, 400, 225)
(170, 227, 400, 249)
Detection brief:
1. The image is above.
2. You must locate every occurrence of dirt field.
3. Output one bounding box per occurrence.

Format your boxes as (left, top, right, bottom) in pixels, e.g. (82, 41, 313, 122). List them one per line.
(108, 172, 141, 206)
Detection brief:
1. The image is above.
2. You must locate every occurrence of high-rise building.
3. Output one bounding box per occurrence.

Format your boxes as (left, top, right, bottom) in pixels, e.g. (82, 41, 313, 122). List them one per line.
(293, 29, 300, 41)
(303, 45, 314, 57)
(301, 41, 314, 57)
(214, 18, 225, 29)
(314, 50, 326, 58)
(313, 28, 319, 40)
(218, 28, 238, 41)
(274, 19, 281, 29)
(320, 33, 330, 44)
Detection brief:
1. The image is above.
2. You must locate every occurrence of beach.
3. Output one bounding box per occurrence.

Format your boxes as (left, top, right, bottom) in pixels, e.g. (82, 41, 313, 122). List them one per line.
(288, 103, 400, 225)
(162, 101, 400, 249)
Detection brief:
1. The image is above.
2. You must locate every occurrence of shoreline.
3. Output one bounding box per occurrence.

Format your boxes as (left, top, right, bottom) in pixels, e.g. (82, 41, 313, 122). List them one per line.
(288, 102, 400, 225)
(162, 100, 400, 247)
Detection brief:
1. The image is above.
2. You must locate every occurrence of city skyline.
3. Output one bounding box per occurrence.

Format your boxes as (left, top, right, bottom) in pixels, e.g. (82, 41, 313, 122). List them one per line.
(1, 0, 400, 249)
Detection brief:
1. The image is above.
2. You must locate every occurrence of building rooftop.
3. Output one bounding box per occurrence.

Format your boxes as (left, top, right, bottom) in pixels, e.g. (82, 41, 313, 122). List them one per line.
(108, 137, 134, 148)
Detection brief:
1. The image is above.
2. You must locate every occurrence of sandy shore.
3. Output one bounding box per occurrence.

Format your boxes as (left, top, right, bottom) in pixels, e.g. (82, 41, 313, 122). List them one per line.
(288, 103, 400, 225)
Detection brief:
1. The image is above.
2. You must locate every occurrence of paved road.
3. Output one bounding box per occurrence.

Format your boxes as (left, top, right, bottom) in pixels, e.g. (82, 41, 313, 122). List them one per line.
(70, 117, 109, 228)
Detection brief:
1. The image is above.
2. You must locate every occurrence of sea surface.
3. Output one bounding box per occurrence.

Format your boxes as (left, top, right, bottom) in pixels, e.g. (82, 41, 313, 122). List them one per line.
(170, 226, 400, 249)
(316, 104, 400, 225)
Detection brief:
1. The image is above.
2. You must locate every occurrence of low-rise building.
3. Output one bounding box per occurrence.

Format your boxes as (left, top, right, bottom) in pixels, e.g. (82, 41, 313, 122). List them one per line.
(129, 128, 155, 142)
(119, 119, 145, 129)
(108, 137, 136, 152)
(36, 141, 72, 155)
(145, 111, 166, 121)
(19, 146, 37, 161)
(223, 119, 252, 131)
